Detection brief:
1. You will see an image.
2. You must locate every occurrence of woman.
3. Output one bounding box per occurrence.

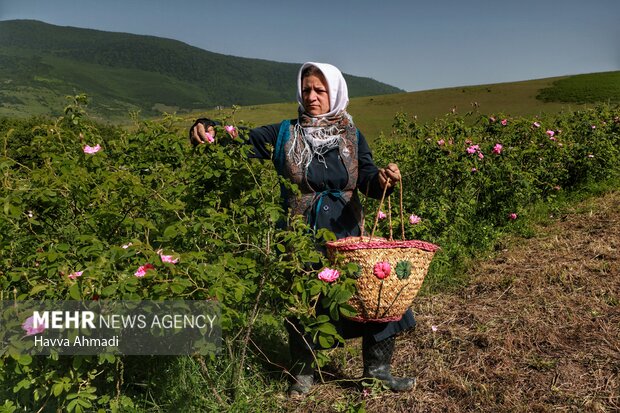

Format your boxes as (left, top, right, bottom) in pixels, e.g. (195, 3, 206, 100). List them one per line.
(190, 62, 416, 396)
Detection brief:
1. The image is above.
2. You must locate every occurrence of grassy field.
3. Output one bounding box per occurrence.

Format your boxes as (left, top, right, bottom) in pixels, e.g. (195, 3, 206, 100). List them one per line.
(190, 75, 601, 142)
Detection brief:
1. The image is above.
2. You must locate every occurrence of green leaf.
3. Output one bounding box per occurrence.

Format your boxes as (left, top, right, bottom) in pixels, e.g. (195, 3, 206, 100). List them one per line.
(101, 285, 117, 297)
(339, 304, 357, 318)
(29, 285, 48, 296)
(69, 282, 81, 300)
(52, 383, 64, 397)
(317, 333, 334, 348)
(316, 322, 337, 336)
(17, 354, 32, 366)
(163, 225, 177, 239)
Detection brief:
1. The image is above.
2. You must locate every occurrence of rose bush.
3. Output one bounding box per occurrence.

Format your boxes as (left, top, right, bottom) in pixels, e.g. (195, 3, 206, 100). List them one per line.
(1, 97, 618, 410)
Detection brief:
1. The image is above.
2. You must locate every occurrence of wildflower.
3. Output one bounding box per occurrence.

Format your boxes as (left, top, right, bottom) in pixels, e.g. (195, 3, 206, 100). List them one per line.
(204, 132, 215, 144)
(533, 121, 541, 128)
(83, 144, 101, 154)
(362, 388, 371, 399)
(67, 271, 83, 280)
(373, 262, 391, 279)
(225, 125, 236, 134)
(27, 210, 33, 218)
(587, 154, 594, 158)
(501, 119, 507, 126)
(591, 125, 596, 129)
(471, 167, 477, 173)
(492, 143, 503, 155)
(553, 185, 561, 191)
(466, 145, 480, 154)
(135, 263, 155, 277)
(431, 325, 438, 332)
(22, 315, 46, 336)
(318, 267, 340, 283)
(508, 213, 518, 220)
(121, 242, 133, 249)
(377, 210, 387, 220)
(158, 250, 179, 264)
(478, 152, 484, 159)
(549, 136, 557, 141)
(409, 214, 421, 225)
(489, 117, 496, 123)
(546, 130, 555, 137)
(437, 139, 445, 146)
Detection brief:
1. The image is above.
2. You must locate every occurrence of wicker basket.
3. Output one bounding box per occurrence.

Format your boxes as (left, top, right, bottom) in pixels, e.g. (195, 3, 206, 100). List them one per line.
(326, 181, 439, 322)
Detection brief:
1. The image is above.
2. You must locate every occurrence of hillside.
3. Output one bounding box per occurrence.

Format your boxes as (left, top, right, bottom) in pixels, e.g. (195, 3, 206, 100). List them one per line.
(0, 19, 402, 120)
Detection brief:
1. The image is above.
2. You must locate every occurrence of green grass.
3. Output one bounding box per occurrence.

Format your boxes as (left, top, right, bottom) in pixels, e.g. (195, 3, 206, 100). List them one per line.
(537, 71, 620, 104)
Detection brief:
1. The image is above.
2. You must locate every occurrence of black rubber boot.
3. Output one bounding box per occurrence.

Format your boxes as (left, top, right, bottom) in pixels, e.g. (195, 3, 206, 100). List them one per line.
(362, 335, 415, 392)
(286, 321, 315, 397)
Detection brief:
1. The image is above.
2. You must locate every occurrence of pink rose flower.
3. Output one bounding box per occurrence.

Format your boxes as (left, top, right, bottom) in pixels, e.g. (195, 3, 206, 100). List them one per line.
(373, 261, 391, 279)
(546, 130, 555, 137)
(492, 143, 503, 155)
(225, 125, 236, 134)
(409, 214, 421, 225)
(478, 152, 484, 159)
(67, 271, 83, 280)
(377, 210, 387, 220)
(318, 267, 340, 283)
(22, 315, 46, 336)
(466, 145, 479, 154)
(158, 250, 179, 264)
(508, 213, 518, 221)
(501, 119, 507, 126)
(83, 144, 101, 154)
(437, 139, 445, 146)
(204, 132, 215, 144)
(135, 263, 155, 277)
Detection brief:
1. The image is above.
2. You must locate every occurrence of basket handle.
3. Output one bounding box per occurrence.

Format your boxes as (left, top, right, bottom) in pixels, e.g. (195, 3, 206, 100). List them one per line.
(369, 178, 405, 241)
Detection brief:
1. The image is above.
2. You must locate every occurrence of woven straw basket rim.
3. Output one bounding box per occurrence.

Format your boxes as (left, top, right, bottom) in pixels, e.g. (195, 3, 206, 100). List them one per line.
(326, 236, 440, 253)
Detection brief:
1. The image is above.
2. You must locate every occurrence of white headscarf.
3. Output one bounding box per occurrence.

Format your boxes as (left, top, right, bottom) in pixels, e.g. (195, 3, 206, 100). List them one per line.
(289, 62, 353, 169)
(296, 62, 349, 118)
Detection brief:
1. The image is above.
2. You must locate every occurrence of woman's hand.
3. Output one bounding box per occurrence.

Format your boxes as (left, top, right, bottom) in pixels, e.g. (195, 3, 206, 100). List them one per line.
(190, 122, 213, 145)
(378, 163, 401, 189)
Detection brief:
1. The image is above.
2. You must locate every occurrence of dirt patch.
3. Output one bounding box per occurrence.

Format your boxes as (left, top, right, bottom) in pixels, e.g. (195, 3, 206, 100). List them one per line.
(287, 191, 620, 412)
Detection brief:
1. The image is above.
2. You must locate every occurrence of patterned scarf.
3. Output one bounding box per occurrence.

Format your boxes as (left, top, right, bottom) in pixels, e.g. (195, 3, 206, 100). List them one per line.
(288, 108, 354, 170)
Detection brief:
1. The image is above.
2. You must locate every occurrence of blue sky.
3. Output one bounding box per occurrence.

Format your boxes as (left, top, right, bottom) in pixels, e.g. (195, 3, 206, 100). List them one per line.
(1, 0, 618, 91)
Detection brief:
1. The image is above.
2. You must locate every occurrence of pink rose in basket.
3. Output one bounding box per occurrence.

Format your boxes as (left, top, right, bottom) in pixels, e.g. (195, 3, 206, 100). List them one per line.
(373, 261, 391, 279)
(318, 267, 340, 283)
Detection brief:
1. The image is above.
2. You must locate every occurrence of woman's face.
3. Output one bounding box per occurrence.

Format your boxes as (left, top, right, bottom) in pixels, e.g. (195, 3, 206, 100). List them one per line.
(302, 73, 330, 116)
